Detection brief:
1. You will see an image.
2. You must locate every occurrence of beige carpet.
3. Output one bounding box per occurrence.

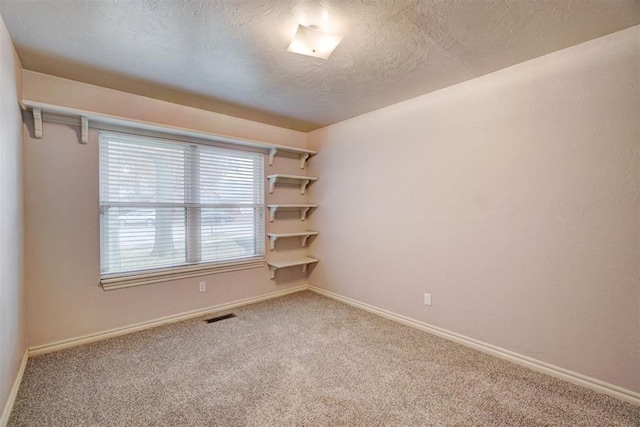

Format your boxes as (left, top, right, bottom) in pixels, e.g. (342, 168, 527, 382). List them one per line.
(9, 291, 639, 426)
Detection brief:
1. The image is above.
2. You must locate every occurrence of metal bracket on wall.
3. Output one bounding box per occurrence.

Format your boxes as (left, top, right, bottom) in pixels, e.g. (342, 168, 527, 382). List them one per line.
(299, 152, 310, 169)
(267, 147, 315, 169)
(268, 147, 278, 166)
(31, 108, 89, 145)
(267, 204, 318, 222)
(267, 257, 318, 280)
(267, 231, 318, 250)
(266, 174, 317, 195)
(81, 116, 88, 144)
(33, 108, 43, 139)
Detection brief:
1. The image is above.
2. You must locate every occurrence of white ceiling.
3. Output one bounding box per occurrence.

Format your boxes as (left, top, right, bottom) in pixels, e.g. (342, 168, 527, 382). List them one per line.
(1, 0, 638, 131)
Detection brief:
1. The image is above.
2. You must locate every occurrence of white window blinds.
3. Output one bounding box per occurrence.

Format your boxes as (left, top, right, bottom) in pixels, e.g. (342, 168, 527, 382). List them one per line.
(99, 132, 265, 280)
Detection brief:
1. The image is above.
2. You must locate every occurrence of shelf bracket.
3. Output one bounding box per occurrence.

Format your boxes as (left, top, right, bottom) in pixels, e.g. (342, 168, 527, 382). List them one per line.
(268, 148, 278, 166)
(301, 235, 310, 247)
(300, 207, 310, 221)
(80, 116, 88, 144)
(269, 266, 277, 280)
(268, 206, 278, 223)
(301, 264, 309, 273)
(299, 153, 310, 169)
(299, 179, 310, 195)
(33, 108, 43, 139)
(268, 176, 276, 194)
(269, 235, 278, 251)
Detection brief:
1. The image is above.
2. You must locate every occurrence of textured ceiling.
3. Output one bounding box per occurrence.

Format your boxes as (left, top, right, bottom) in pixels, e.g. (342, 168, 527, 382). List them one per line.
(1, 0, 639, 131)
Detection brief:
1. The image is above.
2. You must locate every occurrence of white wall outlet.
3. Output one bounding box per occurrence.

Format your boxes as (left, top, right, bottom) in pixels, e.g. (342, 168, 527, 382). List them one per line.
(199, 281, 206, 292)
(424, 293, 432, 306)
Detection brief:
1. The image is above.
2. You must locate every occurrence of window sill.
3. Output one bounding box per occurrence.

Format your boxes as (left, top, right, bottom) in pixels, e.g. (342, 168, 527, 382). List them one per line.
(100, 257, 266, 291)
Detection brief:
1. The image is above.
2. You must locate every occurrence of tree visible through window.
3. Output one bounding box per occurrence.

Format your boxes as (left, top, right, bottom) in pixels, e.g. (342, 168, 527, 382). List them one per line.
(99, 132, 265, 277)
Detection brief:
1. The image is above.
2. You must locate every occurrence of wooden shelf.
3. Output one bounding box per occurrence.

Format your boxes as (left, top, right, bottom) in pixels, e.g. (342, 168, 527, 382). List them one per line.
(22, 100, 318, 161)
(267, 204, 318, 222)
(267, 231, 318, 250)
(267, 147, 316, 169)
(267, 174, 318, 195)
(268, 257, 318, 279)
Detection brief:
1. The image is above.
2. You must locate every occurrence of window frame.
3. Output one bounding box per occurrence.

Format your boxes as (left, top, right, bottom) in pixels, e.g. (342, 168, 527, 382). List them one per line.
(98, 131, 266, 290)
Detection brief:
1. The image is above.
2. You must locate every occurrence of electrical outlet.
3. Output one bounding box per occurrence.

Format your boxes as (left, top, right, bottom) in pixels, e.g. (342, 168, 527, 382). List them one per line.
(199, 281, 206, 293)
(424, 293, 432, 306)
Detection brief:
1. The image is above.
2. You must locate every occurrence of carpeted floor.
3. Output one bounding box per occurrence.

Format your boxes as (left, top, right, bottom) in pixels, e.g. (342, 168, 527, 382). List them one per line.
(9, 291, 640, 426)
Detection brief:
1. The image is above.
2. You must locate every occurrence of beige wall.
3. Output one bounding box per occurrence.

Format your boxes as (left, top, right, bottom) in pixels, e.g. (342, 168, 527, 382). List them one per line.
(307, 26, 639, 393)
(0, 13, 26, 417)
(23, 78, 311, 348)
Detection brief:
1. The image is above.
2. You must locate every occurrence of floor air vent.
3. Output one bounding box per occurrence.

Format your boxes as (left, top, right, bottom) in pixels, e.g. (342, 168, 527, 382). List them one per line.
(204, 313, 236, 323)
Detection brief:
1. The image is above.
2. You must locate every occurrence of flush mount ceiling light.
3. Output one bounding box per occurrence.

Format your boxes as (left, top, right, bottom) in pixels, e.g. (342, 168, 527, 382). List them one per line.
(287, 24, 343, 60)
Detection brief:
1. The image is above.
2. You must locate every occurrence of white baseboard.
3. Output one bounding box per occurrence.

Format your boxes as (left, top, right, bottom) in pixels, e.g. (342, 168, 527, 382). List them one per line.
(28, 285, 309, 357)
(22, 283, 640, 407)
(0, 349, 28, 427)
(308, 285, 640, 406)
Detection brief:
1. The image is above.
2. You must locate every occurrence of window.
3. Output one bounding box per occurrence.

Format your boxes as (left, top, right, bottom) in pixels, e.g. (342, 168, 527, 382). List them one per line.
(99, 132, 265, 287)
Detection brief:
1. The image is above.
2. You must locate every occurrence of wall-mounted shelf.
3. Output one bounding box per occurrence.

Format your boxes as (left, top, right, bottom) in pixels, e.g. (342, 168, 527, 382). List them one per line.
(22, 100, 319, 157)
(267, 231, 319, 250)
(268, 257, 318, 279)
(268, 147, 316, 169)
(267, 174, 318, 195)
(267, 204, 318, 222)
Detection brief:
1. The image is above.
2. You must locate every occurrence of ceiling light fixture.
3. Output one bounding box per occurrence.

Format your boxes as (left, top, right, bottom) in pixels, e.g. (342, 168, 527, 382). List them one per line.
(287, 24, 343, 60)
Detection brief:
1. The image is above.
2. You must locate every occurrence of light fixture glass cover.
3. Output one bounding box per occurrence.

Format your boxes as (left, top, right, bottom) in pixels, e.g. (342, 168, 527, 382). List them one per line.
(287, 24, 343, 60)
